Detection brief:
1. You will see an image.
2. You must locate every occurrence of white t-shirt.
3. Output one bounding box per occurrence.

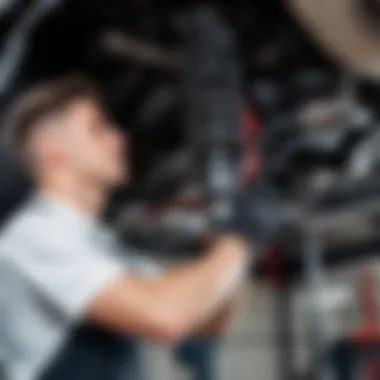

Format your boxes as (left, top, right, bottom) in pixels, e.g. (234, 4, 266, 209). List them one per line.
(0, 195, 157, 380)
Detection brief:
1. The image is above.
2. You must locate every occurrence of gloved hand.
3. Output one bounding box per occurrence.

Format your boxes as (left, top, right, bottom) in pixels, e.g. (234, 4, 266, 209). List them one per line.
(231, 180, 285, 250)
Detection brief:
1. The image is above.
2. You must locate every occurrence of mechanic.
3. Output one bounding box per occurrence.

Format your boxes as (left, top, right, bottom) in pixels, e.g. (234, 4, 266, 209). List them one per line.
(0, 74, 279, 380)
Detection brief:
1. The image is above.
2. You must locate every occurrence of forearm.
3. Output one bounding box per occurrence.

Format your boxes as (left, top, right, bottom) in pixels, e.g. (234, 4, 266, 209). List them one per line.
(148, 236, 249, 339)
(85, 235, 250, 345)
(195, 287, 241, 337)
(196, 302, 234, 338)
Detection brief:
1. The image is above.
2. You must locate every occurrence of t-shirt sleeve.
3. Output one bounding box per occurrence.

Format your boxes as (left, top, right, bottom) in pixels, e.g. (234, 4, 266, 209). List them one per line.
(7, 223, 125, 322)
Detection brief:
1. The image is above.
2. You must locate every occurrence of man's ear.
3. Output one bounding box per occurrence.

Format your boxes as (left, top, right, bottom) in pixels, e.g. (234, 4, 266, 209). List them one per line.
(37, 126, 66, 168)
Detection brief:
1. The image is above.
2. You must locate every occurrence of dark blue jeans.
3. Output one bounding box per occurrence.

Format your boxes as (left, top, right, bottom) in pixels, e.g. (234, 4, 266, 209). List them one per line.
(39, 325, 218, 380)
(39, 325, 144, 380)
(175, 337, 219, 380)
(332, 339, 380, 380)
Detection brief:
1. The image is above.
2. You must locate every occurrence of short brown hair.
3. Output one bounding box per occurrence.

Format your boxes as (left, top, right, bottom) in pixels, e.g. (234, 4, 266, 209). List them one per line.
(3, 73, 102, 170)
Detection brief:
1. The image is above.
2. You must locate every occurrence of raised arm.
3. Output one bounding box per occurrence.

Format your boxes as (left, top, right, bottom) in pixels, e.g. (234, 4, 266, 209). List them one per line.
(85, 235, 248, 345)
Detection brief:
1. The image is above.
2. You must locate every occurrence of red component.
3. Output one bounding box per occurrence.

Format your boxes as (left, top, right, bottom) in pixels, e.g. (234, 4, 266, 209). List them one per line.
(360, 270, 379, 329)
(240, 107, 285, 288)
(351, 269, 380, 341)
(261, 246, 284, 288)
(240, 107, 261, 186)
(350, 269, 380, 380)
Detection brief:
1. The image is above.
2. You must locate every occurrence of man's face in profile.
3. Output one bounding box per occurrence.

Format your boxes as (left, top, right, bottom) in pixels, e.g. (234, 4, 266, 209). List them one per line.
(56, 98, 129, 188)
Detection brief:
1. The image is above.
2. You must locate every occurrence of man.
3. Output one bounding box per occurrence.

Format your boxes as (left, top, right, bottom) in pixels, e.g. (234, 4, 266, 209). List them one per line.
(0, 74, 277, 380)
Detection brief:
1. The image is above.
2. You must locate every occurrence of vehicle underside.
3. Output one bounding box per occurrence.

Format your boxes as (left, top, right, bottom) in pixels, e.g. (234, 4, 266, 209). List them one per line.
(1, 0, 380, 262)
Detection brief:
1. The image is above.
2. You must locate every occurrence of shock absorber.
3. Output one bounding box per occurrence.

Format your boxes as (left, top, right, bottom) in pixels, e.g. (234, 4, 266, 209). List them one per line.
(180, 4, 243, 230)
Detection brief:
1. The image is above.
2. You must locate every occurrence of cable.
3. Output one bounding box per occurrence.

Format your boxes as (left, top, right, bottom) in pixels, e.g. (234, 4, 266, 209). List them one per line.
(0, 0, 66, 98)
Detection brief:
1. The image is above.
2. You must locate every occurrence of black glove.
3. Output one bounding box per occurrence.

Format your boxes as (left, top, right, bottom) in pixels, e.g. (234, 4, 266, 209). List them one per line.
(231, 180, 285, 249)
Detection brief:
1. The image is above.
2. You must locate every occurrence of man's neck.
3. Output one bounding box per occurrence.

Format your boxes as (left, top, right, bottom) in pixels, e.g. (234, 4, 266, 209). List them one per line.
(38, 181, 107, 219)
